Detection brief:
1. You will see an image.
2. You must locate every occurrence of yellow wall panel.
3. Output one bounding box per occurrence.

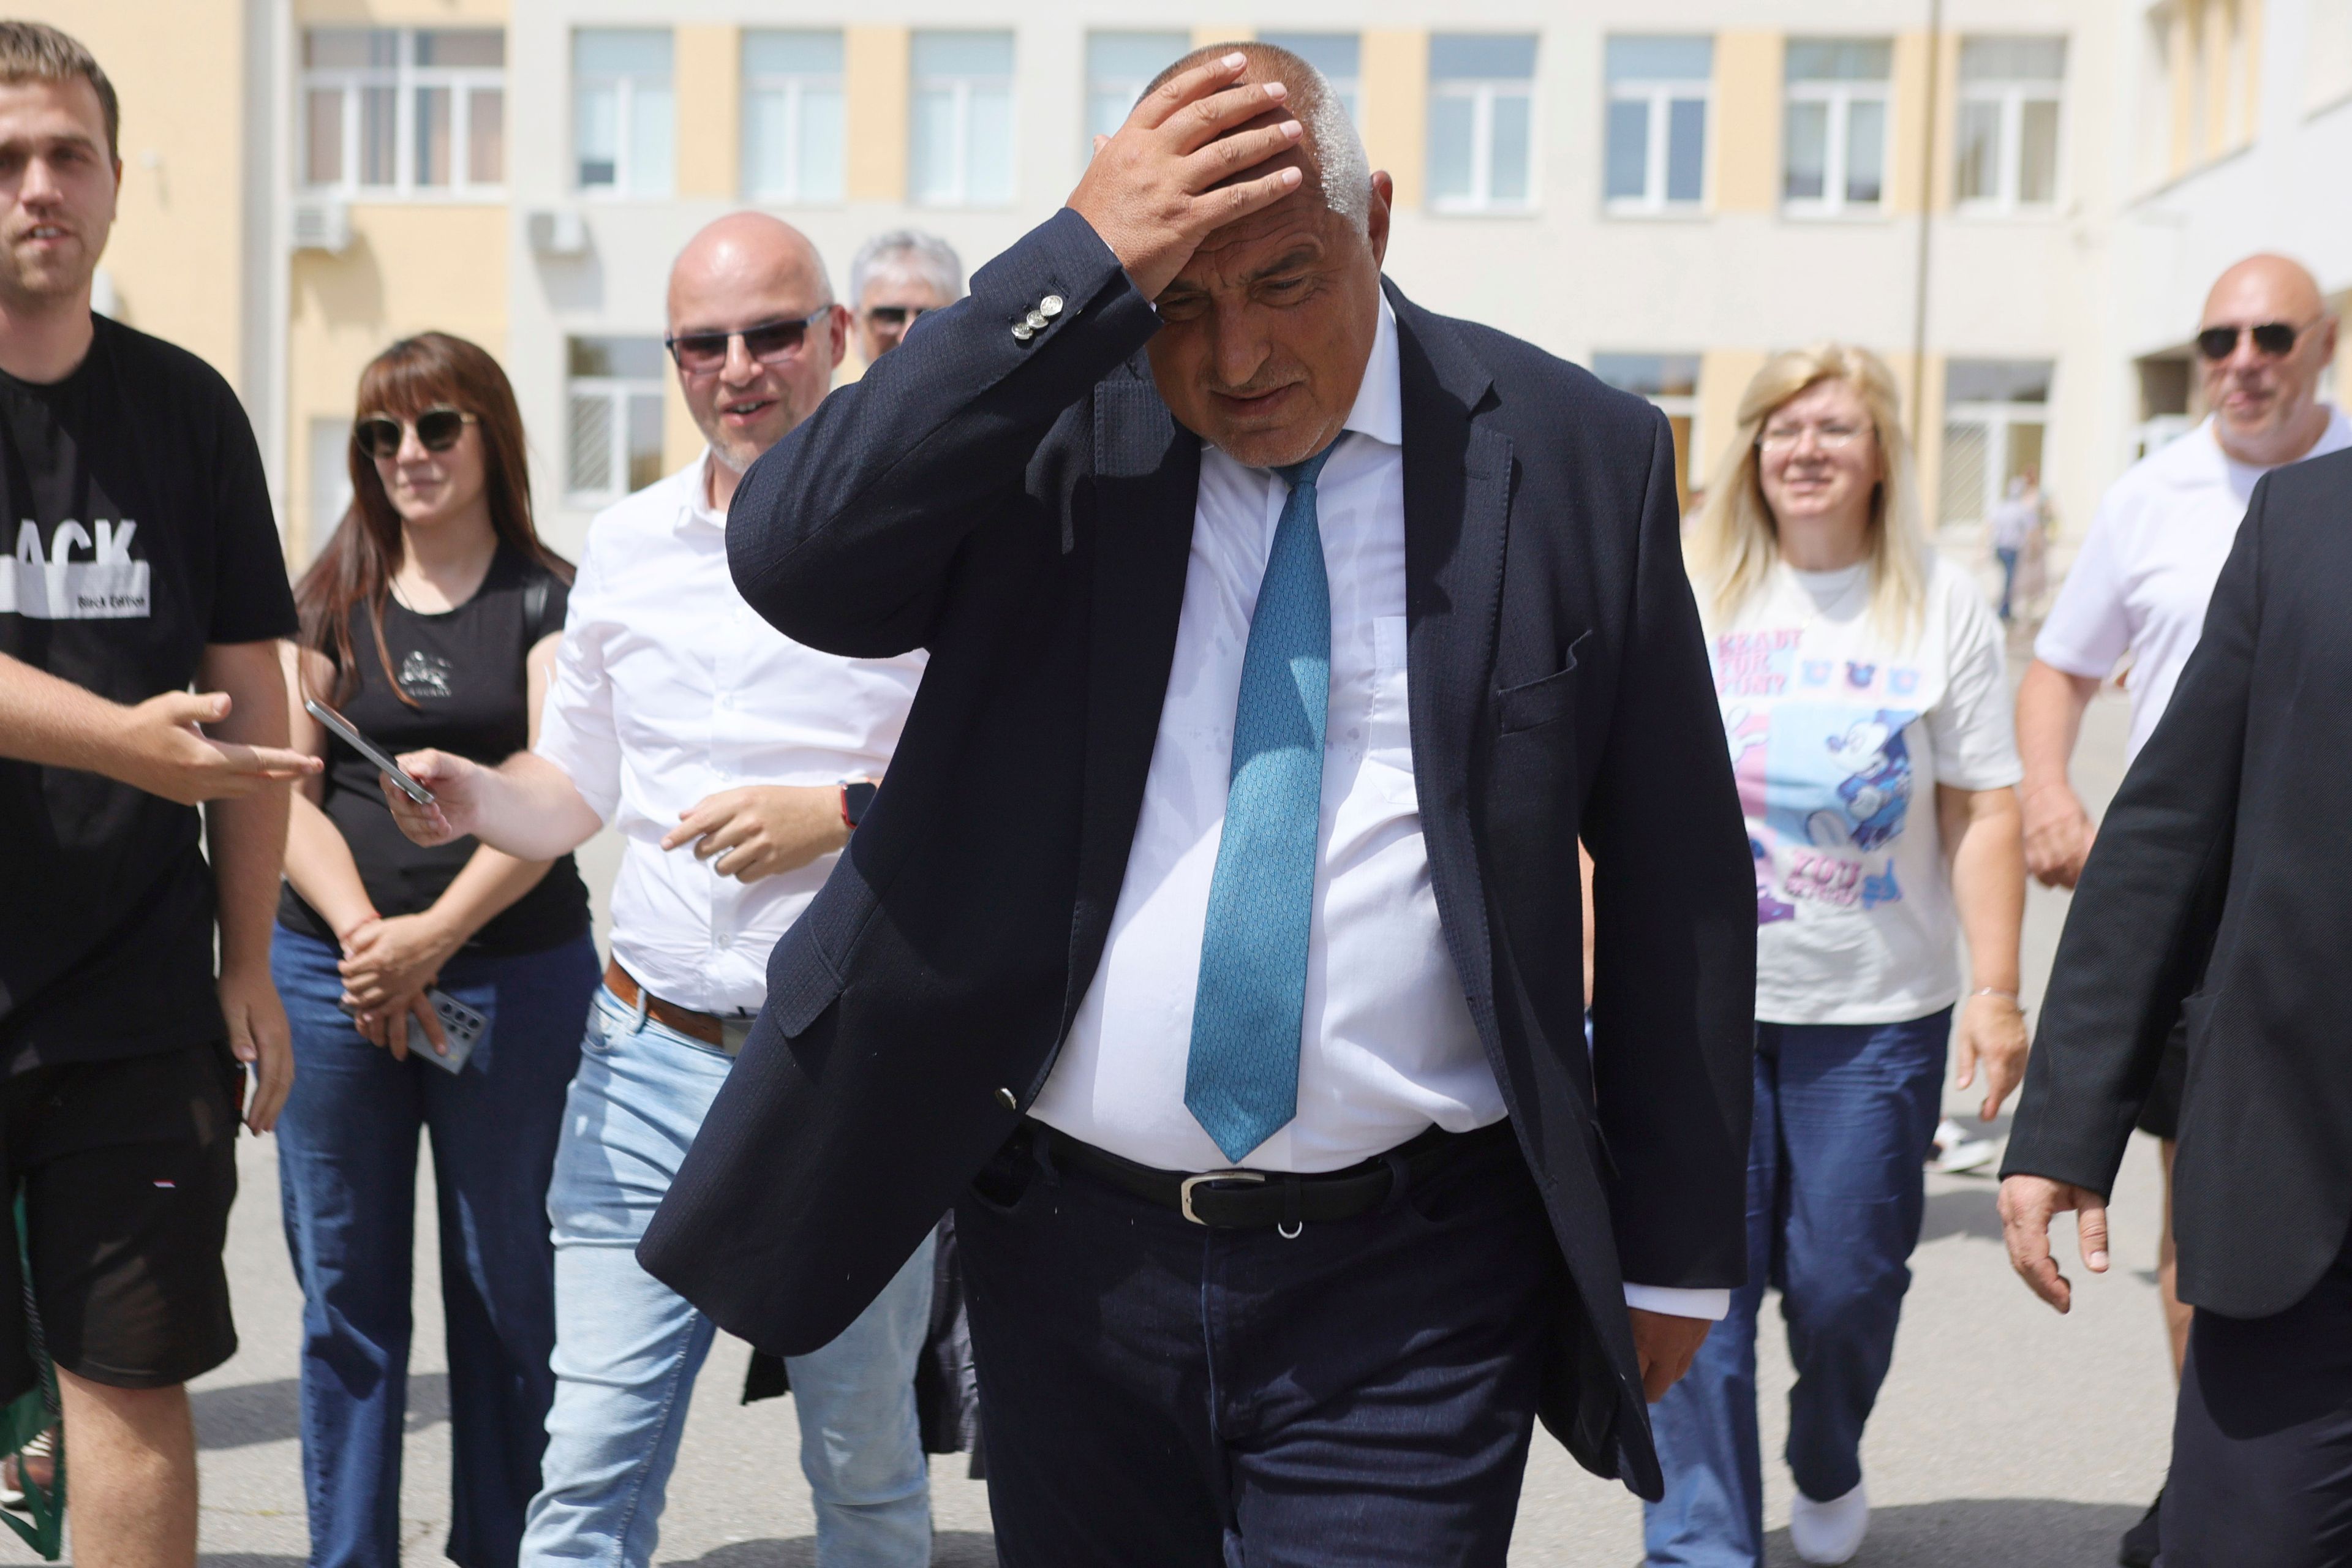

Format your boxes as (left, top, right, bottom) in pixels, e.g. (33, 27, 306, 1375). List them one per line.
(2241, 0, 2266, 146)
(1697, 349, 1768, 478)
(846, 26, 909, 203)
(1887, 30, 1953, 216)
(285, 205, 508, 556)
(1195, 26, 1252, 49)
(1360, 30, 1426, 210)
(1711, 32, 1781, 214)
(32, 0, 247, 390)
(675, 25, 740, 199)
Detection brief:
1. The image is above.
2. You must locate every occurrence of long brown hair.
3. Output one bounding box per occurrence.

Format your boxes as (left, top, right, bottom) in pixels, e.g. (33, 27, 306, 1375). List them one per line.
(295, 332, 569, 707)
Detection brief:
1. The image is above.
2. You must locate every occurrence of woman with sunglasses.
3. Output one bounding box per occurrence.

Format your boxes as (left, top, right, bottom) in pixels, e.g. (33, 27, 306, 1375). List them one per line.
(1645, 345, 2030, 1568)
(272, 333, 597, 1568)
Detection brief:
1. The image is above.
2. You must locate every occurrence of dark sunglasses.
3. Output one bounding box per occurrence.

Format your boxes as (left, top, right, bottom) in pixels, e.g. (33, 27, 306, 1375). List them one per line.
(665, 308, 832, 374)
(355, 406, 476, 460)
(862, 304, 931, 327)
(2196, 318, 2321, 360)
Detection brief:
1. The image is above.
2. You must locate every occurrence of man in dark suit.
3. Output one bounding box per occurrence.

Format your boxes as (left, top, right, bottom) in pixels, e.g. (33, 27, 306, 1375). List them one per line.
(641, 45, 1754, 1562)
(2000, 445, 2352, 1566)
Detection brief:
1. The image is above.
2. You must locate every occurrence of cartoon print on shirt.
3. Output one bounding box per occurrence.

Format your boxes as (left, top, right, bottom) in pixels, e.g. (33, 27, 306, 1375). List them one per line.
(1725, 704, 1797, 924)
(1819, 712, 1915, 851)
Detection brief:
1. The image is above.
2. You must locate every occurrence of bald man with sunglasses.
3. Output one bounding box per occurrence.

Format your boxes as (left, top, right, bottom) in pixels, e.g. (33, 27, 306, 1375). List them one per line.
(2013, 251, 2348, 1568)
(383, 213, 936, 1568)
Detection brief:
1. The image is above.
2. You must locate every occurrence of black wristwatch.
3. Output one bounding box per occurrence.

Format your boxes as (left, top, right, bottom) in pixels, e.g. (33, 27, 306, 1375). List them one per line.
(839, 779, 879, 830)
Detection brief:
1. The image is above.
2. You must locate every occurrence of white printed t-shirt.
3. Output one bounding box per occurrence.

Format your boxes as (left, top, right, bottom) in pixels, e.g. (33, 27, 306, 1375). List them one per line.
(1711, 555, 2022, 1025)
(2034, 409, 2352, 763)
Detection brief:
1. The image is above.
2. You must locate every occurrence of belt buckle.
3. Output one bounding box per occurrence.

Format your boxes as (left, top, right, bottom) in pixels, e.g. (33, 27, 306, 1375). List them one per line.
(1178, 1169, 1266, 1225)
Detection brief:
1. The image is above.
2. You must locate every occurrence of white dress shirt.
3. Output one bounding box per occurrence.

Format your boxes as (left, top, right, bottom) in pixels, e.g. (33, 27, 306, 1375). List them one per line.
(1027, 298, 1725, 1319)
(536, 451, 926, 1014)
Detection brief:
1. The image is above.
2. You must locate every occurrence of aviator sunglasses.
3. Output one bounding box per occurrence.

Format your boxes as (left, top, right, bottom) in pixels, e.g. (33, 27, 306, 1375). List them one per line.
(355, 406, 477, 460)
(665, 307, 833, 374)
(2196, 318, 2322, 360)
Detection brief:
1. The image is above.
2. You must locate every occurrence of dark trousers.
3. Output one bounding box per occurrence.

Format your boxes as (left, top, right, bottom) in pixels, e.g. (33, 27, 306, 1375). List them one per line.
(954, 1124, 1562, 1567)
(271, 928, 598, 1568)
(1645, 1011, 1950, 1567)
(2165, 1220, 2352, 1566)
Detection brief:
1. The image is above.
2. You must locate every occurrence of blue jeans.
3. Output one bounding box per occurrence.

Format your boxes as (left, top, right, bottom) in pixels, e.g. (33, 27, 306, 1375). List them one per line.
(273, 927, 599, 1568)
(1643, 1009, 1951, 1568)
(1996, 546, 2021, 620)
(518, 986, 934, 1568)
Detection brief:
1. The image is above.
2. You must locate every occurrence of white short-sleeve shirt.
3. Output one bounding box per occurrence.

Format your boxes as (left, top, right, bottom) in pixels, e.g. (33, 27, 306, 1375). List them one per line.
(1712, 555, 2022, 1025)
(2035, 411, 2352, 763)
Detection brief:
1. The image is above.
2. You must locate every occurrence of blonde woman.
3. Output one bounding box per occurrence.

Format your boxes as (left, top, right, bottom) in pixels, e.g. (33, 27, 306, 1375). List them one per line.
(1643, 347, 2029, 1568)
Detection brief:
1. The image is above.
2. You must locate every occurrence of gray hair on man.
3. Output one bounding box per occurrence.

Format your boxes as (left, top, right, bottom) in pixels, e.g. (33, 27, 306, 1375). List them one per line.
(1143, 42, 1373, 234)
(849, 229, 965, 309)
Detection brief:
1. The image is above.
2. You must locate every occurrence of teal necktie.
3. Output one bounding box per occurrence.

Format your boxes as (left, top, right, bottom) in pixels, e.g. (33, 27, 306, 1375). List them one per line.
(1185, 446, 1336, 1163)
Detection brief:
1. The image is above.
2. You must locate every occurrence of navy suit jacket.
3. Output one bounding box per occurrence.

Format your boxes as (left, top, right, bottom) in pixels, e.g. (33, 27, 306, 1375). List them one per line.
(638, 208, 1754, 1496)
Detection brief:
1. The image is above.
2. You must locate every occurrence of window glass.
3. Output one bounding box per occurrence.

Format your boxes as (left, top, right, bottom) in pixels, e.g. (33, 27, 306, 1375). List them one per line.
(358, 86, 398, 186)
(304, 90, 343, 185)
(1605, 36, 1712, 81)
(1428, 94, 1476, 202)
(1592, 353, 1700, 398)
(1844, 99, 1885, 204)
(1665, 97, 1706, 201)
(744, 30, 843, 76)
(1783, 101, 1828, 200)
(1259, 32, 1361, 118)
(1960, 36, 2066, 81)
(967, 83, 1016, 203)
(1087, 32, 1188, 143)
(912, 30, 1014, 77)
(575, 81, 619, 187)
(417, 29, 502, 67)
(629, 80, 676, 197)
(910, 88, 959, 203)
(568, 336, 665, 379)
(415, 86, 452, 186)
(307, 28, 394, 69)
(468, 88, 503, 184)
(576, 29, 669, 77)
(1430, 34, 1537, 80)
(1948, 359, 2052, 403)
(1785, 39, 1893, 81)
(1604, 100, 1649, 199)
(1954, 99, 2000, 202)
(798, 86, 846, 202)
(2019, 99, 2060, 202)
(1489, 93, 1531, 203)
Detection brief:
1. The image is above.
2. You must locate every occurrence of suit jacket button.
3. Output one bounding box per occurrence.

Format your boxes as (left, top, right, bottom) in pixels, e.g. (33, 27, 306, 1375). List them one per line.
(1025, 309, 1049, 331)
(995, 1087, 1019, 1111)
(1011, 322, 1035, 342)
(1039, 294, 1064, 317)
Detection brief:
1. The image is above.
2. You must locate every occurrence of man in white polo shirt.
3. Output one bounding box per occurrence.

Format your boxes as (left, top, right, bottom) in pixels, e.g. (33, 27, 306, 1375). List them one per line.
(2016, 251, 2347, 1568)
(383, 213, 933, 1568)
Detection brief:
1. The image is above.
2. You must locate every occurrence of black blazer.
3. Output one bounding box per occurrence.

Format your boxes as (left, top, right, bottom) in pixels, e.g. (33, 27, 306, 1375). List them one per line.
(2003, 447, 2352, 1319)
(638, 209, 1755, 1495)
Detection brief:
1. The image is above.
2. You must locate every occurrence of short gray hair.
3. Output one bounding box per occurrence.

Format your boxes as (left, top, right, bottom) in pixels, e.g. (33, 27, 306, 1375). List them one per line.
(1145, 42, 1371, 235)
(850, 230, 965, 309)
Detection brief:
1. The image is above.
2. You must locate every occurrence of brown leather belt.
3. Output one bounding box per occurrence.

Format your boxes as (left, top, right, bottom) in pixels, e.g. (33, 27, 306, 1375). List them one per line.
(603, 959, 735, 1052)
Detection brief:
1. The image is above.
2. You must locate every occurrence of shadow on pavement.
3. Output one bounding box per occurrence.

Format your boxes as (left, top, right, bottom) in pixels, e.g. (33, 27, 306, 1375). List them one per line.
(1918, 1186, 2005, 1245)
(664, 1532, 997, 1567)
(1757, 1498, 2143, 1566)
(192, 1373, 451, 1449)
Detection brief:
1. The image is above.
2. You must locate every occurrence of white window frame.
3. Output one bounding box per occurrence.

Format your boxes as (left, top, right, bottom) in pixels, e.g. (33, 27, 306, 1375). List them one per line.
(1257, 32, 1362, 123)
(1605, 74, 1709, 214)
(1940, 375, 2051, 527)
(1430, 78, 1537, 214)
(1954, 75, 2064, 214)
(300, 29, 505, 199)
(741, 32, 845, 204)
(1783, 67, 1890, 217)
(564, 343, 666, 506)
(911, 34, 1016, 209)
(573, 34, 673, 198)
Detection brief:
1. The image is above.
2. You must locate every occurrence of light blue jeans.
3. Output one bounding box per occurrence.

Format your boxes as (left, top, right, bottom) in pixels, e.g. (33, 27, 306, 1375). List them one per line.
(518, 985, 935, 1568)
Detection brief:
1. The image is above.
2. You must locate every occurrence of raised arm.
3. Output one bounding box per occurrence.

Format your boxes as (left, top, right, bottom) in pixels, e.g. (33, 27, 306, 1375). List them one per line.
(725, 55, 1305, 657)
(0, 649, 317, 802)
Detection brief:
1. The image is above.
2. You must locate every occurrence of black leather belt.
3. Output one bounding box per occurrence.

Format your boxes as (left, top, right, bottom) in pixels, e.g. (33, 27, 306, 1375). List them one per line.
(1030, 1118, 1515, 1232)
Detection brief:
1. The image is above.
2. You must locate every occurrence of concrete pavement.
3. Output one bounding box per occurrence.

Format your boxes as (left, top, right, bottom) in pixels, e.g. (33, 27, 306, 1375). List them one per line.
(1, 682, 2170, 1567)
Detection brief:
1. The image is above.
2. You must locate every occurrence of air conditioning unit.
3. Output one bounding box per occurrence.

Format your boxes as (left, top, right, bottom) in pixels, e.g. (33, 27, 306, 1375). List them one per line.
(289, 196, 350, 255)
(529, 208, 590, 258)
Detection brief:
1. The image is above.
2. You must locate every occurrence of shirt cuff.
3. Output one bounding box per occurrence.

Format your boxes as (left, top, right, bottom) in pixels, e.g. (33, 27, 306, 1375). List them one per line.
(1623, 1283, 1732, 1321)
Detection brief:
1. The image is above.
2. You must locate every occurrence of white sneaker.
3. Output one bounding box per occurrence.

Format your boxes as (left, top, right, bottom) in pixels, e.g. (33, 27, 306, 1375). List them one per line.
(1789, 1480, 1869, 1564)
(1929, 1117, 1996, 1174)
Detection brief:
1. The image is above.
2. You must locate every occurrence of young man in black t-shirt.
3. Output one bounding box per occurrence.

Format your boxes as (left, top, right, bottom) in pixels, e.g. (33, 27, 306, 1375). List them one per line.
(0, 25, 318, 1562)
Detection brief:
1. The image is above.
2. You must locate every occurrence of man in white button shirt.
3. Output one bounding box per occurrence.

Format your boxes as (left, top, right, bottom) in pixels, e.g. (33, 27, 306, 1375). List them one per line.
(384, 214, 933, 1568)
(2013, 252, 2346, 1568)
(641, 48, 1753, 1564)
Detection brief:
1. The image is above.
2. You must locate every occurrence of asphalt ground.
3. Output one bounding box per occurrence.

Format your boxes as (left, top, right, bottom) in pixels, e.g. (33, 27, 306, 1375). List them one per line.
(4, 679, 2165, 1567)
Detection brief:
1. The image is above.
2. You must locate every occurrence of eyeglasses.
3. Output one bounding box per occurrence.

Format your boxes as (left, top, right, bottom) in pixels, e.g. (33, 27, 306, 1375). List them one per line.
(1757, 421, 1870, 454)
(2196, 318, 2323, 360)
(862, 304, 931, 328)
(355, 406, 475, 460)
(665, 309, 834, 374)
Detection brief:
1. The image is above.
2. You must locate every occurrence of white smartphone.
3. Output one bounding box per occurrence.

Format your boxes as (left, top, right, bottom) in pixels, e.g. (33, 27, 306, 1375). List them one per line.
(304, 698, 435, 805)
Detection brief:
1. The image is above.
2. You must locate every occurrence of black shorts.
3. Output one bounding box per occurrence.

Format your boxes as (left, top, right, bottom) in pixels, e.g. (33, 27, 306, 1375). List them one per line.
(0, 1041, 242, 1403)
(2136, 1015, 2190, 1141)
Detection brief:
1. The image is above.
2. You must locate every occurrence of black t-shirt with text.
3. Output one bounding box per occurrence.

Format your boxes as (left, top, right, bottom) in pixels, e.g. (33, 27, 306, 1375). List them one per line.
(277, 544, 590, 955)
(0, 315, 300, 1072)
